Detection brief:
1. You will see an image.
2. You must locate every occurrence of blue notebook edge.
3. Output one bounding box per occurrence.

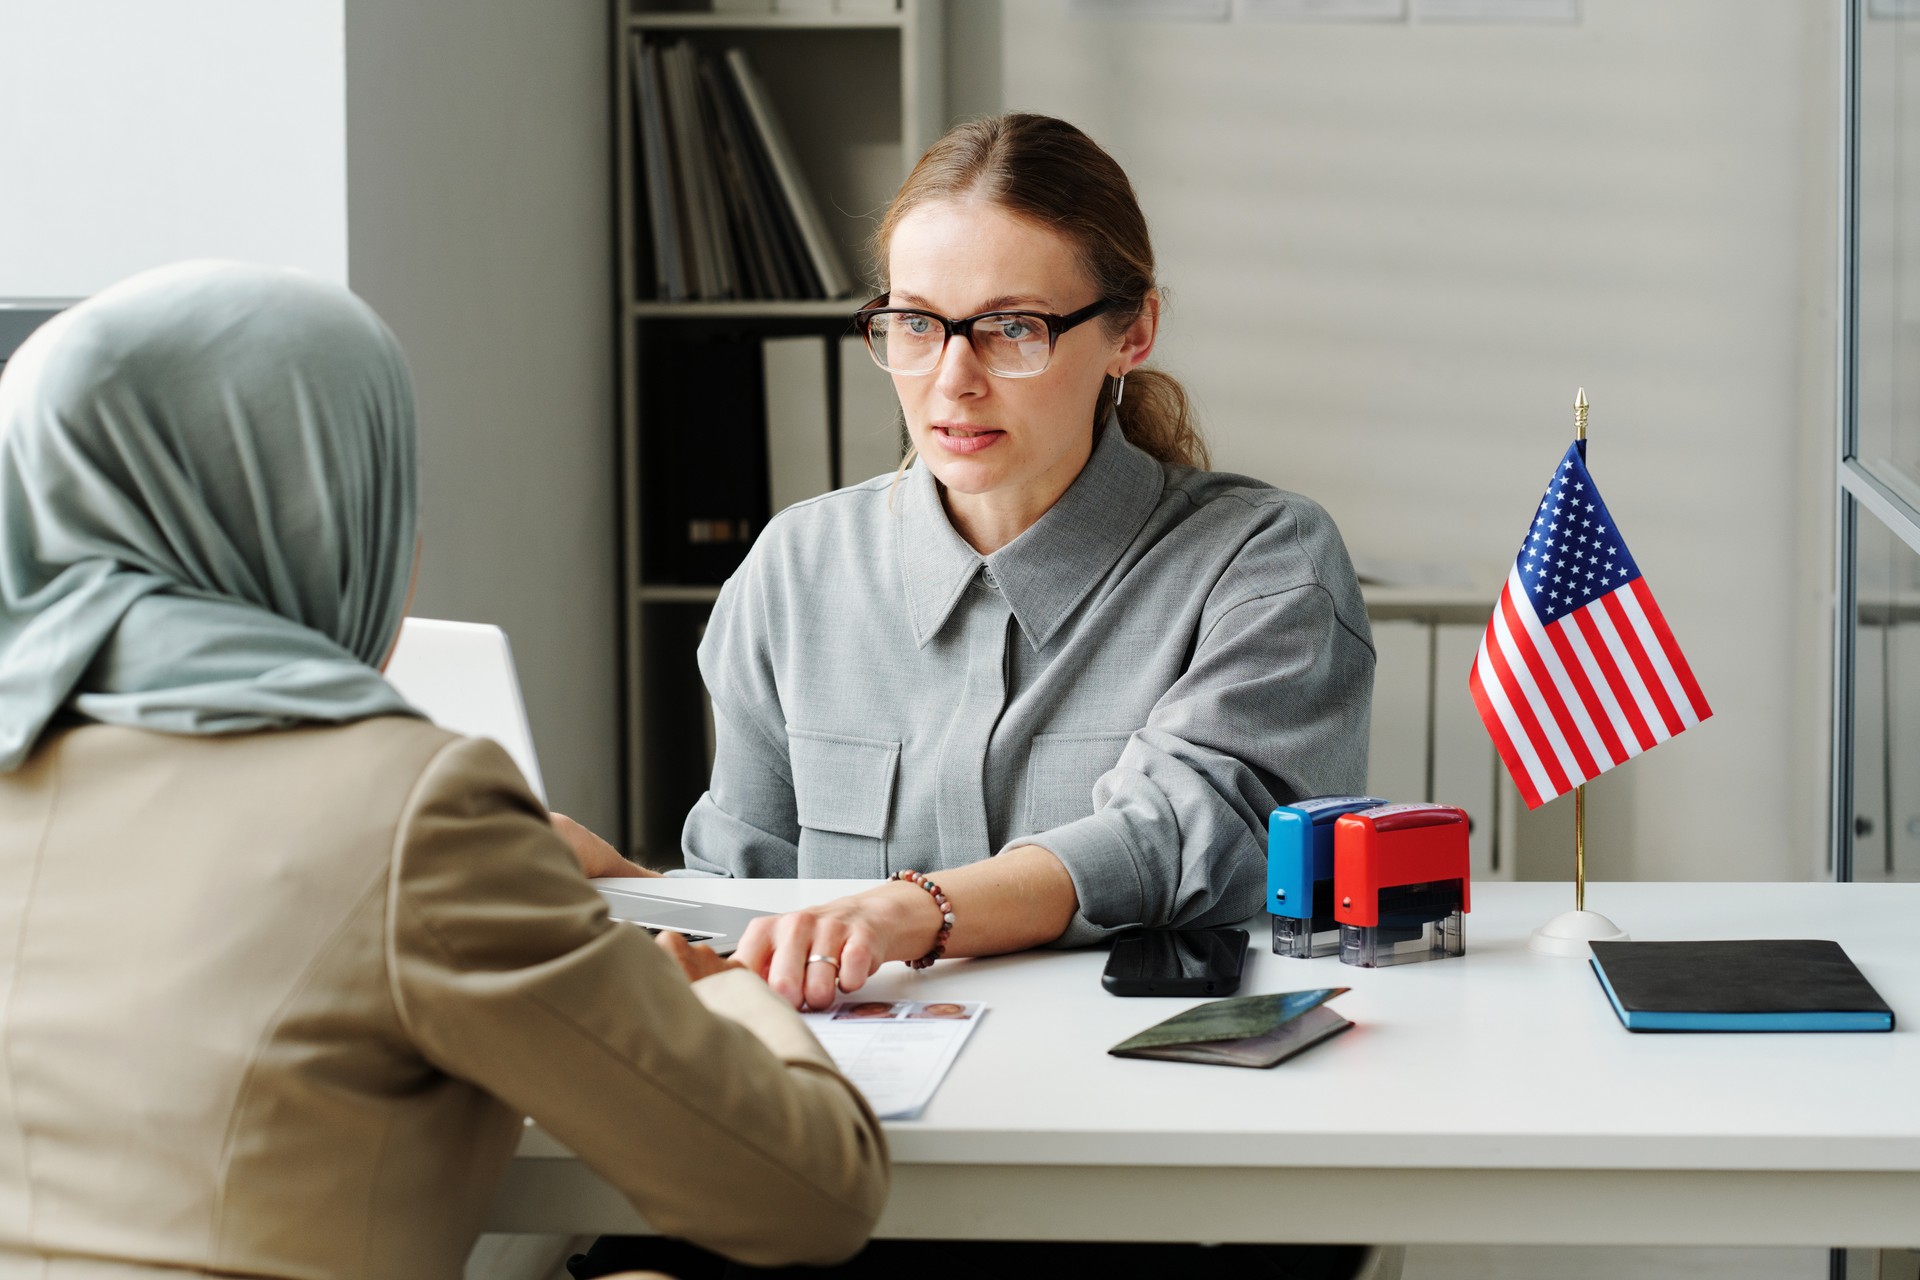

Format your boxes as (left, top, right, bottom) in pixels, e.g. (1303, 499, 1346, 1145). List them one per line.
(1588, 956, 1894, 1033)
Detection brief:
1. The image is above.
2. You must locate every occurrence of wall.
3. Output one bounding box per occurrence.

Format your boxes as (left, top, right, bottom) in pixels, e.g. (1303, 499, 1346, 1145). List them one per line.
(344, 0, 621, 835)
(0, 0, 347, 294)
(0, 0, 623, 836)
(956, 0, 1840, 882)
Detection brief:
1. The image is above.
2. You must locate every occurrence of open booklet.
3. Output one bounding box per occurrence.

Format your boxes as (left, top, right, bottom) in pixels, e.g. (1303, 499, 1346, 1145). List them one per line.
(801, 1000, 986, 1119)
(1109, 989, 1353, 1068)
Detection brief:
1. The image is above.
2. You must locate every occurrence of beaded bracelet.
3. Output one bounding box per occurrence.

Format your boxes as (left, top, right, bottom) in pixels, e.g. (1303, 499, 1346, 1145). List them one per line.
(889, 869, 953, 970)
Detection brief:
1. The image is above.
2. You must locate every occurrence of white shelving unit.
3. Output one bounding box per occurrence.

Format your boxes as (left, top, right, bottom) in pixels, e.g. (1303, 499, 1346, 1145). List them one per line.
(616, 0, 944, 858)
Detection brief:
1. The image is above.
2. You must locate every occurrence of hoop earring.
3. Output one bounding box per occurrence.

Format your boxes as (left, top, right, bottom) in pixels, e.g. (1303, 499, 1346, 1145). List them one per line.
(1113, 374, 1126, 408)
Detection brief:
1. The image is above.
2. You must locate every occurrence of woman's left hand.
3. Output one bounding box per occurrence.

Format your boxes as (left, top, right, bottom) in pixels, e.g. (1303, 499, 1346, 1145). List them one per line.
(733, 881, 945, 1010)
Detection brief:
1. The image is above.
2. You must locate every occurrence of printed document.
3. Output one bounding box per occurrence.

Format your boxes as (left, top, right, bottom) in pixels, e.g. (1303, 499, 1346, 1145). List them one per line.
(801, 1000, 985, 1119)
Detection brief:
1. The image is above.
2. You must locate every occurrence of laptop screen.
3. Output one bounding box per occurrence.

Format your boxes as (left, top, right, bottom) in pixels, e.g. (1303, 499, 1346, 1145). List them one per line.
(382, 617, 548, 806)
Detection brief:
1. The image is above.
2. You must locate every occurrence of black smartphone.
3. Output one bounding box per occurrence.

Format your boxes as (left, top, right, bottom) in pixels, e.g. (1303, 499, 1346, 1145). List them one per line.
(1100, 927, 1249, 997)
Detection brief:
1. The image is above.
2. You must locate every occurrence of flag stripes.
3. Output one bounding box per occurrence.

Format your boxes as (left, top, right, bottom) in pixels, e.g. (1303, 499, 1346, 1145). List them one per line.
(1471, 440, 1711, 809)
(1471, 505, 1710, 811)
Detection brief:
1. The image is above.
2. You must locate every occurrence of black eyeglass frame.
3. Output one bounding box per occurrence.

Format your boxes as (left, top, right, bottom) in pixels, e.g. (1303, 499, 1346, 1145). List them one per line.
(851, 295, 1117, 378)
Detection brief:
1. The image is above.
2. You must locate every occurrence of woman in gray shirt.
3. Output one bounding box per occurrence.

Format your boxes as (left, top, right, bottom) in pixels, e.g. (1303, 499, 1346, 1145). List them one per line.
(567, 114, 1375, 1014)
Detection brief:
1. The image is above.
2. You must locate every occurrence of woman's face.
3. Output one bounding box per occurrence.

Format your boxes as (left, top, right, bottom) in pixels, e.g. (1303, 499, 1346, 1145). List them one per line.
(883, 199, 1145, 509)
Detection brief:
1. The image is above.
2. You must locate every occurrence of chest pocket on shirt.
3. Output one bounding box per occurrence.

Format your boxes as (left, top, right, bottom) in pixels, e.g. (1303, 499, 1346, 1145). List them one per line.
(788, 728, 900, 877)
(1025, 732, 1132, 834)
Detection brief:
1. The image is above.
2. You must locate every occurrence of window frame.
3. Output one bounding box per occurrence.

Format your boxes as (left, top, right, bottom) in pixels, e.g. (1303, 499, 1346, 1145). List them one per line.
(1833, 0, 1920, 881)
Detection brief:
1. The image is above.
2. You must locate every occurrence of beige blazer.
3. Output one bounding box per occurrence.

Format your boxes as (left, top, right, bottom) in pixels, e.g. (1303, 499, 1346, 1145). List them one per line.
(0, 717, 887, 1279)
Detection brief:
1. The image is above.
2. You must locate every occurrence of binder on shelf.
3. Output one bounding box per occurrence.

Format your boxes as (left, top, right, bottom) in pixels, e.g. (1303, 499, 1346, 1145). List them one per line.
(633, 39, 687, 300)
(719, 56, 823, 298)
(641, 335, 768, 585)
(631, 40, 837, 302)
(762, 335, 834, 513)
(726, 48, 856, 299)
(838, 334, 903, 485)
(661, 42, 732, 299)
(698, 58, 776, 299)
(699, 55, 812, 299)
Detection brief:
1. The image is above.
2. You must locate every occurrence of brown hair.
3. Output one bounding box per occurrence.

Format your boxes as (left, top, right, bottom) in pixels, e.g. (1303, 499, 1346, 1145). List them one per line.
(873, 113, 1208, 471)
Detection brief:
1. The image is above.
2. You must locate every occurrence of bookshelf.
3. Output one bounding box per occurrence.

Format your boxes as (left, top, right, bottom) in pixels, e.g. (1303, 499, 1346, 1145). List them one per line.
(616, 0, 945, 860)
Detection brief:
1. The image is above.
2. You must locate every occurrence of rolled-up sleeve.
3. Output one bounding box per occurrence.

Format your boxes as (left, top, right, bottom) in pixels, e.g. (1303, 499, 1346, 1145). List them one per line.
(1016, 578, 1375, 947)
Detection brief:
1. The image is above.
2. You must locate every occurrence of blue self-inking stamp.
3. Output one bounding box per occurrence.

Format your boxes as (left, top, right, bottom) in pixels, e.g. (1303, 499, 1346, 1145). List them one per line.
(1268, 795, 1386, 958)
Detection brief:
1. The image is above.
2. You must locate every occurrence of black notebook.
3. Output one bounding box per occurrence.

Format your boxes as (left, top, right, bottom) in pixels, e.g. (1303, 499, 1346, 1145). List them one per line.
(1588, 939, 1894, 1033)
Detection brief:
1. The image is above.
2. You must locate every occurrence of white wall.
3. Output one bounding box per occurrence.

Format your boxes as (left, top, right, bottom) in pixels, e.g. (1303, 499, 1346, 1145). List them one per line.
(344, 0, 621, 837)
(976, 1, 1839, 881)
(0, 0, 621, 838)
(0, 0, 347, 294)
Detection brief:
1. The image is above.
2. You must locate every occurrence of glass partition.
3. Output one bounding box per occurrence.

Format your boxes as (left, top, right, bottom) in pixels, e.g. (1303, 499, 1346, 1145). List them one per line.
(1838, 0, 1920, 882)
(1855, 7, 1920, 518)
(1848, 515, 1920, 881)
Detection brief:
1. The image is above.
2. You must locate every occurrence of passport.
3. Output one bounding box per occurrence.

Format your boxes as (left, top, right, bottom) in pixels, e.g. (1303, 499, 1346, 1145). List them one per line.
(1109, 988, 1353, 1068)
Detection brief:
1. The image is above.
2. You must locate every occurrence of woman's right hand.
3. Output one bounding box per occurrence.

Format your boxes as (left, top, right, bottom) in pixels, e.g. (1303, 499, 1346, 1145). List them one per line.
(550, 812, 660, 879)
(654, 929, 740, 983)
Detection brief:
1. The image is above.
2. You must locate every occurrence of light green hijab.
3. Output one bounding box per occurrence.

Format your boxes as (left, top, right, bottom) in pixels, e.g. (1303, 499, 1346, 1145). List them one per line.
(0, 261, 420, 772)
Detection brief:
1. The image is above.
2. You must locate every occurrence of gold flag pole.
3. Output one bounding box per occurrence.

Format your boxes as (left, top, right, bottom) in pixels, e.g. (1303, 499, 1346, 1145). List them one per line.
(1527, 387, 1627, 956)
(1574, 388, 1587, 915)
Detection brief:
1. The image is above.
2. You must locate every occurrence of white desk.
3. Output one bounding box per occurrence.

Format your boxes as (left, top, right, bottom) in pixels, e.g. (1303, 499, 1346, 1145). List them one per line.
(486, 880, 1920, 1248)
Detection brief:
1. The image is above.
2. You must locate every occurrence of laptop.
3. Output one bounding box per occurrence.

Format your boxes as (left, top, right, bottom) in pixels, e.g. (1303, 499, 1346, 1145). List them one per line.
(382, 617, 771, 954)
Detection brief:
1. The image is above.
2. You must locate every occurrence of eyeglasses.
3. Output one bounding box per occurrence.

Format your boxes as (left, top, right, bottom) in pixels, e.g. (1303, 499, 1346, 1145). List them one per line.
(852, 296, 1115, 379)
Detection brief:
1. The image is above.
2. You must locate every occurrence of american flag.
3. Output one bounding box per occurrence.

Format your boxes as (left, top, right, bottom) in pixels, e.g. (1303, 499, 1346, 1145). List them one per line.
(1468, 441, 1711, 810)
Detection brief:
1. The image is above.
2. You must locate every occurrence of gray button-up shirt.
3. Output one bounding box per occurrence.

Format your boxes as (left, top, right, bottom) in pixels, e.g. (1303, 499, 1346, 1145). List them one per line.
(683, 420, 1375, 944)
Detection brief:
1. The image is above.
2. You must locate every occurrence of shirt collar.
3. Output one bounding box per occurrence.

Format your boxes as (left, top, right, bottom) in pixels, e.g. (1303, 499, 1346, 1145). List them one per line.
(897, 416, 1165, 650)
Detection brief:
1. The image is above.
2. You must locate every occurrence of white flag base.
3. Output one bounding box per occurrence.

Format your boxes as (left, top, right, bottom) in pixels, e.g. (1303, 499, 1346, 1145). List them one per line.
(1528, 909, 1629, 958)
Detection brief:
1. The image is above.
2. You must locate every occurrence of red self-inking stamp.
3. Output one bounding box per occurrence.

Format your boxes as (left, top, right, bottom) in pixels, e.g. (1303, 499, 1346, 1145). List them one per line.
(1333, 803, 1470, 968)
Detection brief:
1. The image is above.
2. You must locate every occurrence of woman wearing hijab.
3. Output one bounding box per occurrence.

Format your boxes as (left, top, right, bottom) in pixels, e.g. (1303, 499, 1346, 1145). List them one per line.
(0, 262, 887, 1279)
